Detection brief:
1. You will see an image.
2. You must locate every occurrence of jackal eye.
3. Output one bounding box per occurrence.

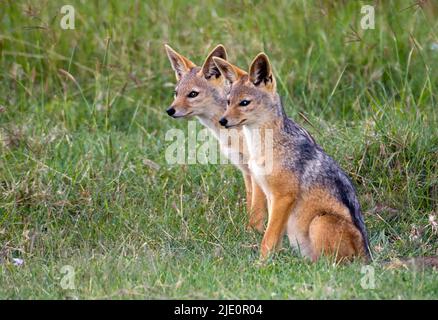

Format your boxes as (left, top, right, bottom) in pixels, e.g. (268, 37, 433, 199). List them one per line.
(187, 91, 199, 98)
(227, 99, 230, 105)
(173, 90, 177, 97)
(239, 100, 251, 107)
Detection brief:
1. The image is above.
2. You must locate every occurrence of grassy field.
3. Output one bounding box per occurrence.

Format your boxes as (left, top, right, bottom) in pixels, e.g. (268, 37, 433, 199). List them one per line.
(1, 0, 437, 299)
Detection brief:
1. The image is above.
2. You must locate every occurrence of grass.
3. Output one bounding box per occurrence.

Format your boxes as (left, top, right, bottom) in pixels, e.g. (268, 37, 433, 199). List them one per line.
(0, 0, 437, 299)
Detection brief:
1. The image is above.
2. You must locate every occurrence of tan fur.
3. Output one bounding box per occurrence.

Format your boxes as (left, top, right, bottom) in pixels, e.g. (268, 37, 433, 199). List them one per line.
(214, 54, 367, 262)
(165, 45, 267, 232)
(288, 188, 366, 262)
(247, 123, 301, 258)
(248, 182, 266, 232)
(261, 174, 299, 257)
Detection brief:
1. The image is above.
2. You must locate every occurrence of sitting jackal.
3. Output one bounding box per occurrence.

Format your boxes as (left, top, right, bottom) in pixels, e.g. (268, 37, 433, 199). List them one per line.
(214, 53, 370, 261)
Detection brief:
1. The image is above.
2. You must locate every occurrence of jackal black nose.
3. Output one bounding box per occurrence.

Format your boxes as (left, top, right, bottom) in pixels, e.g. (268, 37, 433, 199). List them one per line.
(166, 107, 176, 116)
(219, 117, 228, 126)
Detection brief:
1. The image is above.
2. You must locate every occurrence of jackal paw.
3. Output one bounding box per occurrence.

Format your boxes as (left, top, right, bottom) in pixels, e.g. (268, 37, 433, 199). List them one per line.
(247, 221, 265, 233)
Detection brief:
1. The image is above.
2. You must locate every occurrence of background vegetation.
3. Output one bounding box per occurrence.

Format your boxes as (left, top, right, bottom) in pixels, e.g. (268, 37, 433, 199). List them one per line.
(0, 0, 437, 299)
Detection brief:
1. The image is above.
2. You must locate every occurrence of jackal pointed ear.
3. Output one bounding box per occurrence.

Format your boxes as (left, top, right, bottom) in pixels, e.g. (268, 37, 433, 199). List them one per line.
(164, 44, 196, 81)
(213, 57, 246, 83)
(249, 53, 276, 91)
(200, 44, 228, 80)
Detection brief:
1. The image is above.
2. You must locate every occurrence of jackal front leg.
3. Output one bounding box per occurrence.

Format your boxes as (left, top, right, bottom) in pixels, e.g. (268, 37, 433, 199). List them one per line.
(248, 180, 266, 233)
(260, 195, 294, 259)
(243, 173, 253, 219)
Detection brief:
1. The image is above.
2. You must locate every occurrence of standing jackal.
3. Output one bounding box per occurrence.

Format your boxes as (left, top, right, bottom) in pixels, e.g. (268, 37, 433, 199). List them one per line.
(164, 44, 266, 232)
(214, 53, 370, 261)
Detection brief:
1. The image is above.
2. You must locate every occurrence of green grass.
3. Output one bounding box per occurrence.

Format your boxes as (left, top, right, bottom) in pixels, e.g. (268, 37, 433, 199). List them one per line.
(1, 0, 437, 299)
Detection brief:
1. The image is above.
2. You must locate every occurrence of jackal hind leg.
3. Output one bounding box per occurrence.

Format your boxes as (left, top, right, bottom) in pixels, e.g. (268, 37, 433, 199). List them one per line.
(308, 214, 365, 262)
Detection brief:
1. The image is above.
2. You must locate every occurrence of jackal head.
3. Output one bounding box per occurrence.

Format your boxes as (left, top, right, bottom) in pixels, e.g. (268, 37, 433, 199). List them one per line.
(164, 44, 228, 119)
(213, 53, 278, 128)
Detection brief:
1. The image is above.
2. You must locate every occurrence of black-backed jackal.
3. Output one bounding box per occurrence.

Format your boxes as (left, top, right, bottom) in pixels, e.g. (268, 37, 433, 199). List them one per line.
(214, 53, 370, 262)
(165, 44, 266, 232)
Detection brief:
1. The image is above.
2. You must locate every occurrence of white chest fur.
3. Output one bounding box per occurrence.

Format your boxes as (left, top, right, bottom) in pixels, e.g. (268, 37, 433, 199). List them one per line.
(198, 116, 243, 167)
(243, 126, 272, 198)
(219, 144, 242, 166)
